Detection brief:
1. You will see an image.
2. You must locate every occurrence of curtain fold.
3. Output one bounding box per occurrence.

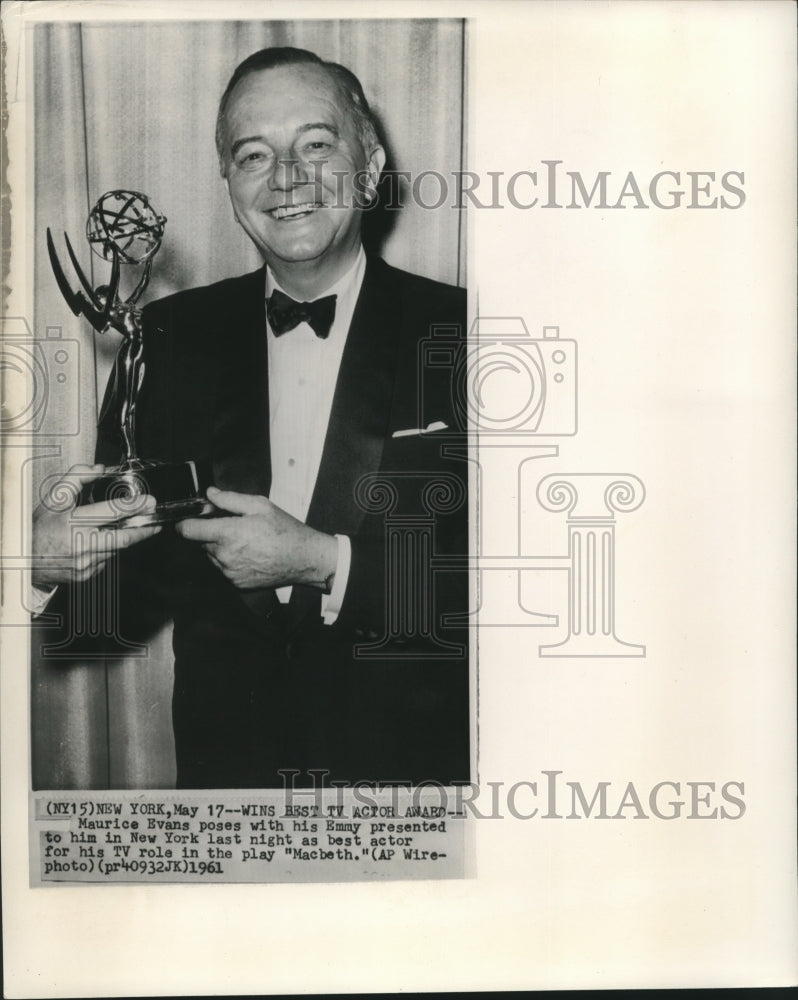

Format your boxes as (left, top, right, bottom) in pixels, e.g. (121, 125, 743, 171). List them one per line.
(32, 18, 466, 789)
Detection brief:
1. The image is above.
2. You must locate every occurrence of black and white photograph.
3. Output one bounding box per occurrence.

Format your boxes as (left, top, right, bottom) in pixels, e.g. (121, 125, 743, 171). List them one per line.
(28, 18, 471, 797)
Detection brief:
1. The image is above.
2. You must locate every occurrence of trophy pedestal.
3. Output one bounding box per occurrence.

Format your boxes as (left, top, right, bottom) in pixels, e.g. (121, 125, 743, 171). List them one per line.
(79, 459, 217, 527)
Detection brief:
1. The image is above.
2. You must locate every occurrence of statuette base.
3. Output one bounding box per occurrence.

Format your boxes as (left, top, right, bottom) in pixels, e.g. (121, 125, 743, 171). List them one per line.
(79, 458, 216, 527)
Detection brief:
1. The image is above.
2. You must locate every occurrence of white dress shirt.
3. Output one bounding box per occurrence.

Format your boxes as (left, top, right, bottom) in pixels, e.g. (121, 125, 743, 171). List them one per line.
(266, 247, 366, 622)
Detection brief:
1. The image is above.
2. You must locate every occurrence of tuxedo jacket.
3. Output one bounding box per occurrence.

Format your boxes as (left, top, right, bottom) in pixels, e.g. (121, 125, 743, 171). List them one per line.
(89, 256, 470, 789)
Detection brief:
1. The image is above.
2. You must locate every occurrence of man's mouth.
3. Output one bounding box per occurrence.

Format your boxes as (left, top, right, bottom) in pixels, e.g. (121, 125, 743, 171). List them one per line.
(268, 202, 323, 221)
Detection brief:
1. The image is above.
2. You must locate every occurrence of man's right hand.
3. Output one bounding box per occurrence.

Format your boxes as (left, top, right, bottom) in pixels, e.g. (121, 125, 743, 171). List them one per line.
(32, 464, 162, 588)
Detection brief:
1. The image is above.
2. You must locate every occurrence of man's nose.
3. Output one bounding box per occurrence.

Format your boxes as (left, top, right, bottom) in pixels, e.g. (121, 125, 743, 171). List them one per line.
(268, 155, 310, 191)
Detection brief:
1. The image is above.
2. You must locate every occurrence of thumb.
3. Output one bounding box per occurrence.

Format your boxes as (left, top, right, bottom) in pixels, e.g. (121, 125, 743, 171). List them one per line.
(206, 486, 266, 516)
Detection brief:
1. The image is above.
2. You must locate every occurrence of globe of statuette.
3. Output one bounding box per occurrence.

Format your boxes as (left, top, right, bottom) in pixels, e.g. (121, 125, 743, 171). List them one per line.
(86, 190, 166, 265)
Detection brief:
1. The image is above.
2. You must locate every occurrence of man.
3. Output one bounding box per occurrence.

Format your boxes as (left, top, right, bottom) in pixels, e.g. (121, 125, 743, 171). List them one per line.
(34, 47, 469, 790)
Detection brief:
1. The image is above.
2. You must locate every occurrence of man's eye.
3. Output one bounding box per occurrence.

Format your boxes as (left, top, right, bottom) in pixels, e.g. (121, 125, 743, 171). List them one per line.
(302, 141, 332, 156)
(237, 150, 270, 168)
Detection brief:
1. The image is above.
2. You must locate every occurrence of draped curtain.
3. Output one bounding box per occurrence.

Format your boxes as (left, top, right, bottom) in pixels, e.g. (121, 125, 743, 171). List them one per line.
(32, 18, 466, 789)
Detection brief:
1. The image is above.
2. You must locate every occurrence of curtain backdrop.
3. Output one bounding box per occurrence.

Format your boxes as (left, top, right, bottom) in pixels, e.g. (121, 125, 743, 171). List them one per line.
(32, 18, 466, 789)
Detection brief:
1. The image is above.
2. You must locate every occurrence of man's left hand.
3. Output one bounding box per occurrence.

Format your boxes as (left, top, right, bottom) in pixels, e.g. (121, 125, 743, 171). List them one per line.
(175, 486, 338, 591)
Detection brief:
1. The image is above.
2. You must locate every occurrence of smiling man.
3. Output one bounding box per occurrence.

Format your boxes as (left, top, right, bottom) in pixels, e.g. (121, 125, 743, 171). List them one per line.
(36, 47, 469, 790)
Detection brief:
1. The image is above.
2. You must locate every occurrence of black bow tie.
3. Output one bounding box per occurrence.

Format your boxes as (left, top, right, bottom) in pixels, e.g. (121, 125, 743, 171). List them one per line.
(267, 288, 337, 339)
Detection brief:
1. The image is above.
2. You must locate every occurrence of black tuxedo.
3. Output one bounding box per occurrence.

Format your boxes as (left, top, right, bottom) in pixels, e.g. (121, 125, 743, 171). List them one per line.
(83, 256, 470, 789)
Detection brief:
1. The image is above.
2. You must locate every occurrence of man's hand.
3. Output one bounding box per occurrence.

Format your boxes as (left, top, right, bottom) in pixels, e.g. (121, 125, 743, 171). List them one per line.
(32, 464, 162, 588)
(175, 486, 338, 592)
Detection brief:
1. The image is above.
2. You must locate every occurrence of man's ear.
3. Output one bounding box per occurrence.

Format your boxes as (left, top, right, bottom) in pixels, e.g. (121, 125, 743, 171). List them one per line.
(363, 145, 386, 201)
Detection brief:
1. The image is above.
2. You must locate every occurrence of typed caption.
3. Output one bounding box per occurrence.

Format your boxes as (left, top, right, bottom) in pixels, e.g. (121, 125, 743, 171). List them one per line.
(30, 788, 466, 884)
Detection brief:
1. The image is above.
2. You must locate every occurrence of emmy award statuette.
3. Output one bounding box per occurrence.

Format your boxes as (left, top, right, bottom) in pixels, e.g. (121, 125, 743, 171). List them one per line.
(47, 190, 216, 527)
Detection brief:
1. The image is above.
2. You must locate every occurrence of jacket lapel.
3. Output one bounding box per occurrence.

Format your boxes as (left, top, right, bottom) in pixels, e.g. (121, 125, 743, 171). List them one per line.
(210, 266, 272, 498)
(305, 257, 401, 538)
(287, 258, 402, 626)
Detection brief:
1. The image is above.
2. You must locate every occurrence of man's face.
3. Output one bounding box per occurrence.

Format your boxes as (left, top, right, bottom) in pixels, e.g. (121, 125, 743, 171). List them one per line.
(221, 64, 384, 280)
